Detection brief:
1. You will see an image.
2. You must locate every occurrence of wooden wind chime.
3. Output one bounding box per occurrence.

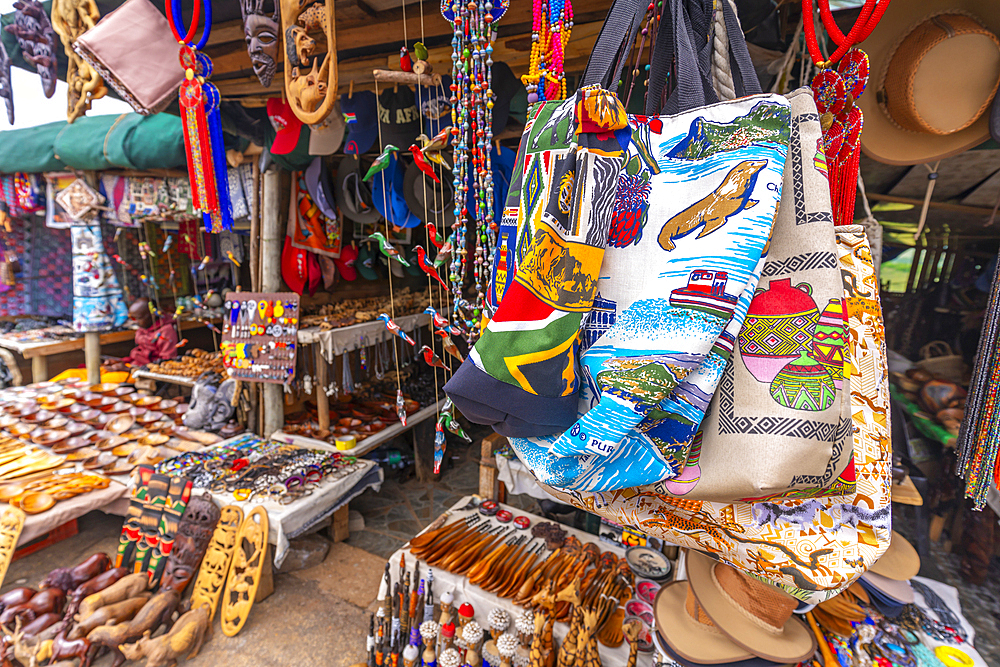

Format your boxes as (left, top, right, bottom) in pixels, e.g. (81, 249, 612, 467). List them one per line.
(169, 0, 234, 233)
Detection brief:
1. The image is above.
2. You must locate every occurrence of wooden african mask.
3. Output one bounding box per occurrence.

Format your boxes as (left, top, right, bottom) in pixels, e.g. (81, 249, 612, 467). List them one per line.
(240, 0, 280, 88)
(159, 492, 220, 594)
(4, 0, 59, 99)
(0, 507, 24, 589)
(280, 0, 337, 124)
(220, 506, 268, 637)
(51, 0, 107, 122)
(189, 505, 243, 621)
(0, 39, 12, 124)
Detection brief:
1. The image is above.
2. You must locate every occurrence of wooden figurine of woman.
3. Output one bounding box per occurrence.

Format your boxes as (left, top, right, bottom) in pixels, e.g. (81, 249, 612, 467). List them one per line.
(421, 621, 439, 667)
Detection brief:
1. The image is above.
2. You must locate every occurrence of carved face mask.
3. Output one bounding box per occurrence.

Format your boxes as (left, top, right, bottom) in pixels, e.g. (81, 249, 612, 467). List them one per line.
(243, 13, 279, 87)
(159, 533, 198, 593)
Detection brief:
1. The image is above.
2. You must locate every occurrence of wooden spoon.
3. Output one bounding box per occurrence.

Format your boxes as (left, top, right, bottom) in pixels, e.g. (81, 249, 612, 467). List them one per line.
(471, 536, 525, 587)
(414, 518, 483, 561)
(482, 538, 533, 593)
(443, 527, 511, 574)
(498, 543, 545, 598)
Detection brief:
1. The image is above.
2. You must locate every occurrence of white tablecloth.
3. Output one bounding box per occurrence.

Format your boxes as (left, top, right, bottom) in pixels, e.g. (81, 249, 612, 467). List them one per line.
(19, 481, 128, 545)
(380, 495, 652, 667)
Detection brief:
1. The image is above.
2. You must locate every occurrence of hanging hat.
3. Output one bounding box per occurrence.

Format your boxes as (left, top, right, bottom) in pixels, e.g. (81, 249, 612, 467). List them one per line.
(305, 158, 339, 221)
(403, 159, 455, 225)
(491, 62, 525, 135)
(418, 75, 453, 138)
(334, 154, 382, 224)
(653, 581, 758, 665)
(308, 102, 346, 156)
(341, 90, 379, 155)
(869, 531, 920, 581)
(377, 86, 422, 150)
(372, 155, 420, 229)
(683, 551, 816, 664)
(318, 254, 337, 289)
(859, 0, 1000, 165)
(267, 98, 304, 155)
(281, 236, 309, 294)
(334, 242, 358, 281)
(356, 242, 380, 280)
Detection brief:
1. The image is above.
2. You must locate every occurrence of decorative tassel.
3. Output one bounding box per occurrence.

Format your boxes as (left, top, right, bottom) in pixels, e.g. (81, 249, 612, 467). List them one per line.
(202, 74, 234, 232)
(178, 46, 219, 215)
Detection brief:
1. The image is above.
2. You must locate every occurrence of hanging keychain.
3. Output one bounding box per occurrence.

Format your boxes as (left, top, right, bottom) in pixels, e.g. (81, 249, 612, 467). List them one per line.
(374, 337, 384, 381)
(342, 351, 354, 395)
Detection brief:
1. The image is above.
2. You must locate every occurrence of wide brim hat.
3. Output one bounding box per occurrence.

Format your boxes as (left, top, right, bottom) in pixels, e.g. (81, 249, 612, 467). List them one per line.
(686, 551, 816, 664)
(859, 0, 1000, 165)
(653, 581, 758, 665)
(402, 160, 455, 226)
(308, 103, 346, 156)
(869, 531, 920, 581)
(860, 571, 915, 604)
(334, 154, 382, 224)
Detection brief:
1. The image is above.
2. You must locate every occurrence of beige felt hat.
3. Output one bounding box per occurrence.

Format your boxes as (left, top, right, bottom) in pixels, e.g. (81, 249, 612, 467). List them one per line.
(869, 530, 920, 581)
(860, 571, 916, 604)
(653, 580, 757, 665)
(684, 551, 816, 664)
(859, 0, 1000, 165)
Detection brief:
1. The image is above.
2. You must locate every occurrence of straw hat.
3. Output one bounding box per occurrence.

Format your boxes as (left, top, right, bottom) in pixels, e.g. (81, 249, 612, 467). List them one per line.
(683, 551, 816, 664)
(859, 0, 1000, 165)
(869, 531, 920, 581)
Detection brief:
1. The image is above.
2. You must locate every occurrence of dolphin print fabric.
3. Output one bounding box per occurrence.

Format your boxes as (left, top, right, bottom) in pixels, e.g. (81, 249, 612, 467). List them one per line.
(545, 226, 892, 603)
(509, 93, 792, 491)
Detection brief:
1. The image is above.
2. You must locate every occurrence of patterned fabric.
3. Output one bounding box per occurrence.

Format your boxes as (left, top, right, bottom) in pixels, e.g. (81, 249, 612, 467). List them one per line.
(72, 223, 129, 332)
(545, 225, 891, 603)
(445, 86, 631, 437)
(0, 216, 72, 318)
(507, 93, 792, 491)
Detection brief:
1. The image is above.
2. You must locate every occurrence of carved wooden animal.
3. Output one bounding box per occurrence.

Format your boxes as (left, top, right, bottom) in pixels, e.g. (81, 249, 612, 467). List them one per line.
(66, 567, 128, 618)
(0, 588, 34, 616)
(555, 579, 583, 667)
(0, 588, 64, 626)
(69, 595, 149, 639)
(35, 630, 91, 667)
(657, 159, 766, 251)
(3, 613, 61, 667)
(41, 553, 110, 592)
(528, 581, 556, 667)
(77, 572, 148, 620)
(86, 590, 179, 667)
(118, 604, 211, 667)
(577, 609, 601, 667)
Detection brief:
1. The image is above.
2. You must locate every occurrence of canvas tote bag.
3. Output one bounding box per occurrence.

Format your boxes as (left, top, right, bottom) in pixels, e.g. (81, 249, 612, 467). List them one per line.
(484, 0, 792, 491)
(545, 225, 891, 602)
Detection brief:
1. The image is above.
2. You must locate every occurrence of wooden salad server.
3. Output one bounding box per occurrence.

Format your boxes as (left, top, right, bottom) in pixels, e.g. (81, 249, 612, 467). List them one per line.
(408, 513, 464, 552)
(410, 516, 481, 559)
(419, 520, 487, 564)
(476, 537, 527, 590)
(446, 527, 512, 574)
(497, 543, 545, 598)
(466, 534, 519, 583)
(486, 540, 537, 595)
(430, 525, 502, 570)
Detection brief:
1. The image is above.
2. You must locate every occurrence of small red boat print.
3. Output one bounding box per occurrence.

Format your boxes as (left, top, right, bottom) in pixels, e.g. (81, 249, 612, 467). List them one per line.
(669, 270, 738, 321)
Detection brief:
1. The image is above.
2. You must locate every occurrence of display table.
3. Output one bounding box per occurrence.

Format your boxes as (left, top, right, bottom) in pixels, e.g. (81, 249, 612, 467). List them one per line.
(0, 319, 214, 383)
(192, 433, 384, 568)
(129, 369, 199, 388)
(380, 495, 647, 667)
(19, 480, 128, 546)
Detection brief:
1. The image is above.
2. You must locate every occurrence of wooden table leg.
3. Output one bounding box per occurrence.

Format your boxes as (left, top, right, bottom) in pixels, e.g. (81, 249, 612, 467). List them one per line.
(84, 332, 101, 385)
(30, 356, 48, 383)
(316, 348, 330, 432)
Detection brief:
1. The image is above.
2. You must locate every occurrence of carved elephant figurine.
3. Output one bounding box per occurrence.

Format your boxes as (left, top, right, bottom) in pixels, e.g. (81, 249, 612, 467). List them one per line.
(118, 604, 211, 667)
(41, 553, 111, 592)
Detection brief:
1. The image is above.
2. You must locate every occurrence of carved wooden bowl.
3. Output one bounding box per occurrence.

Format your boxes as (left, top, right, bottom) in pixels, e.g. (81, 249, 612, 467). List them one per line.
(107, 414, 135, 435)
(20, 492, 56, 514)
(32, 430, 71, 448)
(90, 383, 120, 395)
(133, 396, 163, 408)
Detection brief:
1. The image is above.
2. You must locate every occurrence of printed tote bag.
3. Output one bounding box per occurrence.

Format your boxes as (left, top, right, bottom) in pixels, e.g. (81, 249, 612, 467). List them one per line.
(546, 225, 892, 602)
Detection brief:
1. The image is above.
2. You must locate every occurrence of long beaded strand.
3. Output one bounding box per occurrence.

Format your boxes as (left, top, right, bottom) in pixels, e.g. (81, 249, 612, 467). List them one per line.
(522, 0, 572, 102)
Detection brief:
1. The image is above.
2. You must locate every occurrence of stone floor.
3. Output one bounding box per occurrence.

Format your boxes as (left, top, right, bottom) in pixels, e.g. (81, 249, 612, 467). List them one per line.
(1, 436, 997, 667)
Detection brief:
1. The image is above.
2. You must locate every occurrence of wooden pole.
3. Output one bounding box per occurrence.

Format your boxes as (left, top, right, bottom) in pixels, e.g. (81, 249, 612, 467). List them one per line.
(250, 158, 261, 292)
(261, 167, 284, 437)
(316, 350, 330, 432)
(84, 332, 101, 384)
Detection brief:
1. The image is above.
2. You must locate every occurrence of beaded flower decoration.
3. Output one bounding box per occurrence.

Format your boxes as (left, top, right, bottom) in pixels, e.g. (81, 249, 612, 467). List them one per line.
(522, 0, 573, 102)
(442, 0, 508, 343)
(168, 0, 233, 233)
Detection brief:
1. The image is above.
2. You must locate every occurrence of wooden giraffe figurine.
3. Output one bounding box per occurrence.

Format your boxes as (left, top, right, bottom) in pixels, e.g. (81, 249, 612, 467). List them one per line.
(623, 620, 642, 667)
(554, 578, 582, 667)
(528, 580, 556, 667)
(577, 609, 602, 667)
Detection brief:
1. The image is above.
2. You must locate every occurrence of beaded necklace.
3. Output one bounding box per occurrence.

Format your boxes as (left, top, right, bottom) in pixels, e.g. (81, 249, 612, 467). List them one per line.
(442, 0, 507, 343)
(801, 0, 888, 227)
(167, 0, 233, 233)
(523, 0, 573, 102)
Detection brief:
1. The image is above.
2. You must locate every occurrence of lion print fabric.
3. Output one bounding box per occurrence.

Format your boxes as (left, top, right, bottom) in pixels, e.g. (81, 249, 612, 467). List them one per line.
(508, 94, 792, 491)
(545, 226, 891, 603)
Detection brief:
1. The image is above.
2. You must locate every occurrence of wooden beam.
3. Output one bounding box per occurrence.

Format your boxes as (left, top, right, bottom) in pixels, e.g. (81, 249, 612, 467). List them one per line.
(866, 193, 997, 217)
(354, 0, 379, 18)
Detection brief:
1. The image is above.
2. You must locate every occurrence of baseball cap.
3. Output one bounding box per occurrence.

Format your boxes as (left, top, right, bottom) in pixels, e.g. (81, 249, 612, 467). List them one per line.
(282, 236, 308, 294)
(356, 242, 379, 280)
(305, 158, 338, 220)
(340, 90, 378, 155)
(491, 62, 524, 135)
(372, 154, 419, 229)
(309, 102, 346, 156)
(267, 98, 303, 155)
(377, 86, 421, 150)
(334, 242, 358, 281)
(418, 75, 453, 137)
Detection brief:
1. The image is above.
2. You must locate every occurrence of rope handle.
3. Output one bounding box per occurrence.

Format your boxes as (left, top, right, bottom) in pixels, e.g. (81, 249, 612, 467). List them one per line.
(920, 341, 955, 360)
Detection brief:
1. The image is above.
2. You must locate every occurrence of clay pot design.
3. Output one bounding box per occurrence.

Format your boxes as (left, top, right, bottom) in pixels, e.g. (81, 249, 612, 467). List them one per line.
(811, 298, 848, 388)
(663, 432, 702, 496)
(769, 351, 837, 412)
(739, 278, 821, 383)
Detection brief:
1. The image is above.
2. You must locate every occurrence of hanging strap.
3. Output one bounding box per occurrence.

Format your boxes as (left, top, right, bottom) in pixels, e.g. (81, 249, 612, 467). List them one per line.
(580, 0, 648, 90)
(719, 0, 761, 96)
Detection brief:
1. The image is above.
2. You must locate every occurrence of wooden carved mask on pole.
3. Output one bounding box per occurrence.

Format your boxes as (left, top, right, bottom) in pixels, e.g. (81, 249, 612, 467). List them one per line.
(240, 0, 280, 88)
(280, 0, 337, 124)
(51, 0, 108, 122)
(4, 0, 59, 98)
